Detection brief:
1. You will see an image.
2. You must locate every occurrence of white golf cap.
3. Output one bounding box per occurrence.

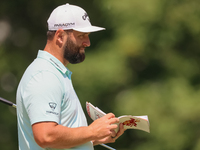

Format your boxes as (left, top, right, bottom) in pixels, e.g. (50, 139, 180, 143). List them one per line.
(47, 3, 105, 33)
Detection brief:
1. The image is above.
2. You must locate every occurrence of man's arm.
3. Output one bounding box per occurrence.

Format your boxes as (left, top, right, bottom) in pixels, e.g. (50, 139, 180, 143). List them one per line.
(32, 113, 119, 149)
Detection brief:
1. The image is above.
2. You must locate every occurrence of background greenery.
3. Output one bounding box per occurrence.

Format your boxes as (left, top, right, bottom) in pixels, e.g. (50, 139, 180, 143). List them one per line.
(0, 0, 200, 150)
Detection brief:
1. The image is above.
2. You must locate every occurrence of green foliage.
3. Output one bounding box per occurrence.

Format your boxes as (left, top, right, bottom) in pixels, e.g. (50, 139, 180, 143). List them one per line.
(1, 0, 200, 150)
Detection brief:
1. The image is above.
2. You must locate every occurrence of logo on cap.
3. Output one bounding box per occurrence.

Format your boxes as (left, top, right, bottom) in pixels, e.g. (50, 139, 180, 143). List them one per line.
(54, 23, 75, 28)
(82, 13, 90, 21)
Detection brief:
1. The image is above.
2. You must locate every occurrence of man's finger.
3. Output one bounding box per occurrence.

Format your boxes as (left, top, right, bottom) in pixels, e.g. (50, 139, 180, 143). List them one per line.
(108, 118, 119, 125)
(116, 123, 125, 137)
(104, 113, 116, 119)
(110, 130, 117, 138)
(109, 124, 118, 130)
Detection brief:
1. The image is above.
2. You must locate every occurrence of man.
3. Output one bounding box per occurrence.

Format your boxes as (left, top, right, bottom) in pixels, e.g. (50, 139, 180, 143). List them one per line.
(16, 3, 124, 150)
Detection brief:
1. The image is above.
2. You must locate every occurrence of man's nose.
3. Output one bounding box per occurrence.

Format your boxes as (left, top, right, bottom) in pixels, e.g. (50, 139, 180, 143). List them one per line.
(83, 36, 91, 47)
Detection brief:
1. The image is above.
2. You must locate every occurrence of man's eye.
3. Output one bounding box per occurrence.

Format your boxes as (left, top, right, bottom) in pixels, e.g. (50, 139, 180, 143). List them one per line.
(79, 35, 84, 39)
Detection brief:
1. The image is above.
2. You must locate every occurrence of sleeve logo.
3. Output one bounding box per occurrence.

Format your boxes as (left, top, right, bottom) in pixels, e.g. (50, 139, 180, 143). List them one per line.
(49, 102, 57, 111)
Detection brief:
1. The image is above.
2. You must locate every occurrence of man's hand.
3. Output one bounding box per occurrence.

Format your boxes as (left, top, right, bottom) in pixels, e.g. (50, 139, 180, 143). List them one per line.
(88, 113, 125, 145)
(92, 123, 125, 146)
(88, 113, 119, 140)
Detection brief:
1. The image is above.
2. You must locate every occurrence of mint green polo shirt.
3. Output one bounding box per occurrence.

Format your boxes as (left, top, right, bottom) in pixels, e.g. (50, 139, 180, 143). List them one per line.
(16, 50, 93, 150)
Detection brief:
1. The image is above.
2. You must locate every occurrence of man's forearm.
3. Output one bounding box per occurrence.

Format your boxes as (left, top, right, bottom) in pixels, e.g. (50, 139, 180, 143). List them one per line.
(33, 122, 94, 149)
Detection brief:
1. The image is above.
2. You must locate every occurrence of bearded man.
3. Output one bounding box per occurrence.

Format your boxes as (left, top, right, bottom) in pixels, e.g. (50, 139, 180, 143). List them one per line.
(16, 3, 124, 150)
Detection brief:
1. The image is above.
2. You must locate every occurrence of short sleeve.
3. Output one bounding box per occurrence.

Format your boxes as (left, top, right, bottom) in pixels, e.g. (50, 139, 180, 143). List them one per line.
(22, 71, 64, 125)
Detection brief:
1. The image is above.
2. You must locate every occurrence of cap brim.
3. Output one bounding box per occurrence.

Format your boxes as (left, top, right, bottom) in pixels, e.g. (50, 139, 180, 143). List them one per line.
(73, 26, 105, 33)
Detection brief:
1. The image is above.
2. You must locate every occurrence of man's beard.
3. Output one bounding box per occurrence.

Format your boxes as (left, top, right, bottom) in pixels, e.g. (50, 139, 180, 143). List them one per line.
(64, 38, 85, 64)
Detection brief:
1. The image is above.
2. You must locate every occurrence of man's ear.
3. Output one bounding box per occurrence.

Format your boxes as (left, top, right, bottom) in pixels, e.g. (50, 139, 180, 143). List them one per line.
(55, 29, 66, 47)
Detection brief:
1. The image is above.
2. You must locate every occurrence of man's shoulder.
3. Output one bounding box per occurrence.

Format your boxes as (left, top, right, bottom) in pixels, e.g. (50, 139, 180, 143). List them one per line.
(20, 58, 62, 86)
(26, 58, 60, 76)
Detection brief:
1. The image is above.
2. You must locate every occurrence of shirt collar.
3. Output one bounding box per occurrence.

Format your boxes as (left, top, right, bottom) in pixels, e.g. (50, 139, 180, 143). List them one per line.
(37, 50, 72, 79)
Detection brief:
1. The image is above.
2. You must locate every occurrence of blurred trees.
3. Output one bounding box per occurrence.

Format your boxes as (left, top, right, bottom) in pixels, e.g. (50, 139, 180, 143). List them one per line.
(1, 0, 200, 150)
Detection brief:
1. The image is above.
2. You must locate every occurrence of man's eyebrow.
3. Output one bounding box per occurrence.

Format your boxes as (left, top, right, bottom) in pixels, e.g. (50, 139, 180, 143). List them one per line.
(82, 32, 90, 35)
(77, 32, 90, 37)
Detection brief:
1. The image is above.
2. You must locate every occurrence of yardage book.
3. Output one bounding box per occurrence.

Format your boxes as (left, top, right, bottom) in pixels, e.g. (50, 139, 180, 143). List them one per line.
(86, 102, 150, 133)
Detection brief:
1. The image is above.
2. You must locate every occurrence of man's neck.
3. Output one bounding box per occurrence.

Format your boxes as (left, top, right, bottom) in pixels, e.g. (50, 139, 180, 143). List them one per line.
(43, 42, 69, 66)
